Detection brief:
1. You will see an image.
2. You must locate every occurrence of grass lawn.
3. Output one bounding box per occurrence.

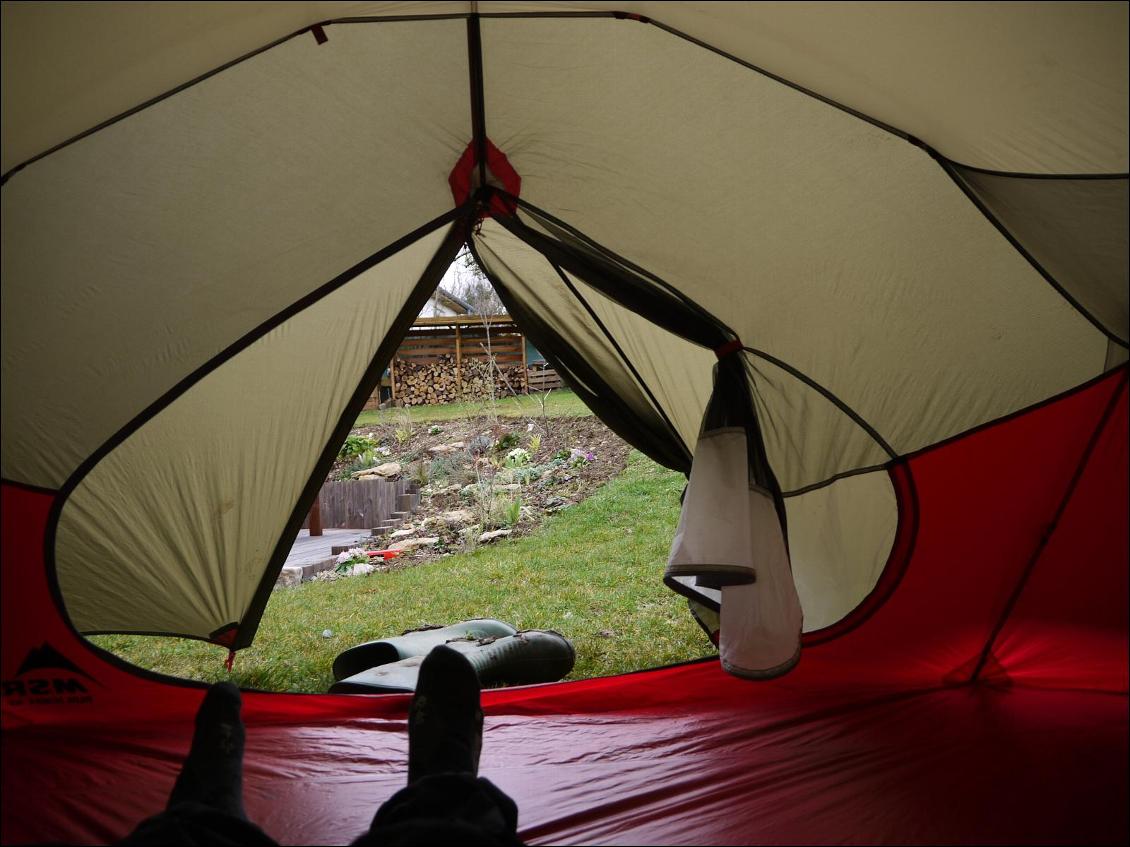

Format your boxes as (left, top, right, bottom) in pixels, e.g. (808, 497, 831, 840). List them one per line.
(89, 451, 710, 693)
(354, 389, 589, 427)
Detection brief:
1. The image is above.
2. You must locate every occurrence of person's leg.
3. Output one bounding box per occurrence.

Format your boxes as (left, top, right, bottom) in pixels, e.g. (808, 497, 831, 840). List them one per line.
(119, 682, 276, 846)
(352, 645, 525, 847)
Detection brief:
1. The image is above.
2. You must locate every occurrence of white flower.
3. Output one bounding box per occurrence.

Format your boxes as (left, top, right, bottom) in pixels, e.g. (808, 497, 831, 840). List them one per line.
(506, 448, 531, 468)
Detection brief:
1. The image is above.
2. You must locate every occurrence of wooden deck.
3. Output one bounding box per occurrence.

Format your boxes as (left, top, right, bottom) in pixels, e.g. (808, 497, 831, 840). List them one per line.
(284, 528, 373, 569)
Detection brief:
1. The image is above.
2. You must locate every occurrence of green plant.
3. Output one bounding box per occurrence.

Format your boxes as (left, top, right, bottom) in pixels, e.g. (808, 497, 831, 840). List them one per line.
(411, 462, 429, 487)
(504, 447, 531, 468)
(568, 448, 596, 468)
(394, 427, 411, 445)
(512, 466, 543, 484)
(339, 434, 376, 461)
(490, 495, 522, 528)
(428, 455, 461, 483)
(527, 433, 542, 456)
(334, 547, 369, 574)
(494, 432, 520, 453)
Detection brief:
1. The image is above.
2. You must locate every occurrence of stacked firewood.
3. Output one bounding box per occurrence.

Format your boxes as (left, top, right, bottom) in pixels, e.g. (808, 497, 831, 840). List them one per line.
(392, 355, 527, 406)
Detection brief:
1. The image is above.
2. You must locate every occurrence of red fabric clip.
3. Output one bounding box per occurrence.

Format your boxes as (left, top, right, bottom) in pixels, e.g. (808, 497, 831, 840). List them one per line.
(224, 650, 236, 673)
(714, 339, 743, 359)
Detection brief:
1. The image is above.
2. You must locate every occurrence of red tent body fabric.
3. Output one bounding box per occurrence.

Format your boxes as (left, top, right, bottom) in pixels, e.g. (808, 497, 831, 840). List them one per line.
(3, 369, 1125, 845)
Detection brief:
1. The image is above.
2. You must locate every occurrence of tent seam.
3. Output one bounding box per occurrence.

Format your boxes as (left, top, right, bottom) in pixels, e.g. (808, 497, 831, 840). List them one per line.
(903, 365, 1128, 464)
(0, 478, 60, 497)
(547, 261, 692, 459)
(969, 370, 1128, 682)
(743, 346, 897, 461)
(6, 13, 1122, 186)
(927, 151, 1128, 348)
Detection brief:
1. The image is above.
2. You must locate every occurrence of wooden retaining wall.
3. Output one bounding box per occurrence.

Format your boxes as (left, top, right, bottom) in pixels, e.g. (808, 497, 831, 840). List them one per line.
(301, 476, 414, 530)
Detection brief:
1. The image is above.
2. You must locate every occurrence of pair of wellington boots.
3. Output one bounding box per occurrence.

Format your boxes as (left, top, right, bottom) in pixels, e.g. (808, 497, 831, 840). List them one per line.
(328, 619, 575, 694)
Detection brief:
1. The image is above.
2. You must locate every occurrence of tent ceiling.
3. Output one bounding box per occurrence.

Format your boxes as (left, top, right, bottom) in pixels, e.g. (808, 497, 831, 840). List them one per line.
(3, 3, 1126, 174)
(0, 2, 1125, 650)
(1, 18, 469, 488)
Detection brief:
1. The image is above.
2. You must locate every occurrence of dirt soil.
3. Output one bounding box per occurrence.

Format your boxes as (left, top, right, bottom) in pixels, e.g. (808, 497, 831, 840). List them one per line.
(320, 413, 634, 575)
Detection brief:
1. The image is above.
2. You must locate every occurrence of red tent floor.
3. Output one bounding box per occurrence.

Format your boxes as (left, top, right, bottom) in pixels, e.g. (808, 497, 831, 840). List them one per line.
(3, 368, 1127, 845)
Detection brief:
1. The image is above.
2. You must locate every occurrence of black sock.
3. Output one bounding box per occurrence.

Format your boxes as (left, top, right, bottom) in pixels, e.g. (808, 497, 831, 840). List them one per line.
(168, 681, 247, 819)
(407, 645, 483, 784)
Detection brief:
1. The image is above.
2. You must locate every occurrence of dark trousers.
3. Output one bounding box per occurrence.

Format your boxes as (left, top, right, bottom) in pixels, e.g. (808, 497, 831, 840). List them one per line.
(120, 774, 524, 847)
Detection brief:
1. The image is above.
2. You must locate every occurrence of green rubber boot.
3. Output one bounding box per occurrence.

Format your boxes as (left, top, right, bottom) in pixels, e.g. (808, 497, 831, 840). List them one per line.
(331, 619, 517, 681)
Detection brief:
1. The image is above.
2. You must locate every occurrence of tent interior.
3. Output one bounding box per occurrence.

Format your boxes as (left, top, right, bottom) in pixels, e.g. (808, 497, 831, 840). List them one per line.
(1, 3, 1127, 844)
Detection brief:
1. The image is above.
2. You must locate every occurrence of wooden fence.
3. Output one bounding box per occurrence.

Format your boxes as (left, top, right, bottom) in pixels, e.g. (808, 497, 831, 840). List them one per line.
(527, 363, 564, 392)
(301, 477, 416, 530)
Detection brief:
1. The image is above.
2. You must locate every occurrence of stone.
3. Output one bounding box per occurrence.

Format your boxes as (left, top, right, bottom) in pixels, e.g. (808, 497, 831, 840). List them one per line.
(322, 629, 334, 638)
(387, 536, 440, 551)
(275, 566, 303, 589)
(389, 528, 416, 540)
(427, 444, 456, 455)
(350, 563, 376, 576)
(441, 509, 475, 526)
(478, 529, 512, 543)
(373, 462, 402, 478)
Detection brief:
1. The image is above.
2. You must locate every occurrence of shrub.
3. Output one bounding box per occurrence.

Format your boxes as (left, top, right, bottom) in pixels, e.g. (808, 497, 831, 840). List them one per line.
(339, 434, 376, 461)
(494, 432, 520, 453)
(428, 455, 462, 483)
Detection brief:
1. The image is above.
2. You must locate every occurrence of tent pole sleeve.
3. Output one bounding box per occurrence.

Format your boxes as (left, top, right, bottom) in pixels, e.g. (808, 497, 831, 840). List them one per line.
(467, 14, 488, 192)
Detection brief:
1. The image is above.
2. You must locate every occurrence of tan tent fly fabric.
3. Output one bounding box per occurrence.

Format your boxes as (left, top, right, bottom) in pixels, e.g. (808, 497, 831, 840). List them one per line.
(1, 2, 1125, 664)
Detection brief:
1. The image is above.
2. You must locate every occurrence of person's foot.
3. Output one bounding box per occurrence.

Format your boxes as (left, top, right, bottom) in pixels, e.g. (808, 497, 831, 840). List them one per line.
(406, 645, 483, 784)
(167, 681, 247, 818)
